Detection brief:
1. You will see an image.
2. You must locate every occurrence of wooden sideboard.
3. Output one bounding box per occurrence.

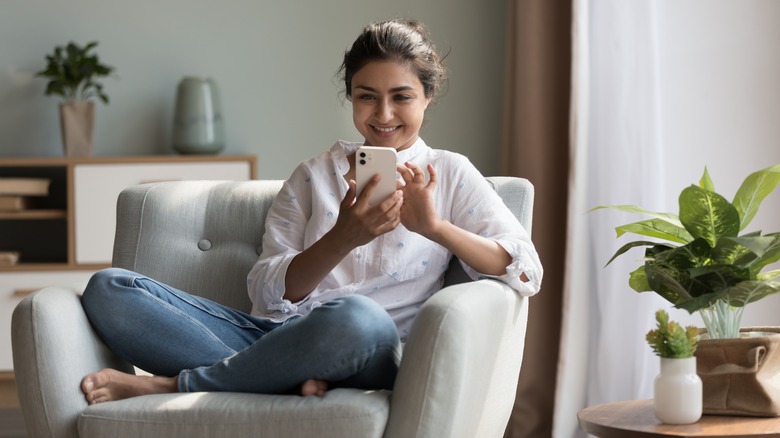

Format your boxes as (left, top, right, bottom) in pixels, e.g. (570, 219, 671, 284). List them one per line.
(0, 155, 256, 371)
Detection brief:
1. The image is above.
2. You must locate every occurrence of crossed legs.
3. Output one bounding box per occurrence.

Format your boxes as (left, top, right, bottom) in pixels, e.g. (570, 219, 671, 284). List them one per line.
(80, 268, 401, 403)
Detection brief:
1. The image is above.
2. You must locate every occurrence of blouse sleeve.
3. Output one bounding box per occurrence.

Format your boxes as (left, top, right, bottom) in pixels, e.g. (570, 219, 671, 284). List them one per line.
(247, 165, 312, 317)
(444, 155, 543, 295)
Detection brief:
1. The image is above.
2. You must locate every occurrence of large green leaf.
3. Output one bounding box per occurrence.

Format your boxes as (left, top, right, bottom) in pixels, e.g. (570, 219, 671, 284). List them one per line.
(758, 269, 780, 281)
(699, 167, 715, 192)
(721, 281, 780, 307)
(714, 235, 780, 276)
(688, 264, 751, 292)
(676, 290, 724, 313)
(615, 218, 693, 244)
(732, 164, 780, 230)
(604, 240, 660, 267)
(628, 265, 651, 291)
(645, 264, 693, 306)
(591, 205, 682, 227)
(679, 185, 740, 247)
(745, 237, 780, 274)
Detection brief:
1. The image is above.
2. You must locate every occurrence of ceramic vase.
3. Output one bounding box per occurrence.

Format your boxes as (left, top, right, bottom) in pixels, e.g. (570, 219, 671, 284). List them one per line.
(59, 101, 95, 156)
(654, 357, 703, 424)
(172, 76, 225, 154)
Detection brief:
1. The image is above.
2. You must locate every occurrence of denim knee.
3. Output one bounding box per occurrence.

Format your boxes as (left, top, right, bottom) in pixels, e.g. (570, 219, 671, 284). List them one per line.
(322, 295, 400, 350)
(82, 267, 133, 317)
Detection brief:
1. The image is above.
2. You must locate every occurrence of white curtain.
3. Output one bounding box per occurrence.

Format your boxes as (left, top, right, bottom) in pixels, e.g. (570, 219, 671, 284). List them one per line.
(554, 1, 671, 436)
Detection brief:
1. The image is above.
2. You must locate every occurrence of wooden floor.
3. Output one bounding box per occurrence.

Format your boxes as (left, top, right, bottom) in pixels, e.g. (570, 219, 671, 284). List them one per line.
(0, 409, 25, 438)
(0, 373, 26, 437)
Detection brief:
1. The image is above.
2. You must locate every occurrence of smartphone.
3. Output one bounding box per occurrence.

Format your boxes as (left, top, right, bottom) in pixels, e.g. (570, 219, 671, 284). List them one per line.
(355, 146, 398, 206)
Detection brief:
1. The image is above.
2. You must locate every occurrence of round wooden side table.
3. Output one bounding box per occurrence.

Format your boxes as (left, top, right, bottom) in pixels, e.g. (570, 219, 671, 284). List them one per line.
(578, 399, 780, 437)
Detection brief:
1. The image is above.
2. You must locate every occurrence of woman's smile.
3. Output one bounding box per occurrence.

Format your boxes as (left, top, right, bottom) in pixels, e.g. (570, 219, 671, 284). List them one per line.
(351, 60, 431, 151)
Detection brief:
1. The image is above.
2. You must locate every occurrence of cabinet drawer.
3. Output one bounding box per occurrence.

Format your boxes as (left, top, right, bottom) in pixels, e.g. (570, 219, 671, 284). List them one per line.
(73, 161, 252, 265)
(1, 270, 95, 371)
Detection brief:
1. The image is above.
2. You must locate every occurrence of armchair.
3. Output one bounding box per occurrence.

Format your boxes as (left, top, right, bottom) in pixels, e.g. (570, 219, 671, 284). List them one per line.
(12, 177, 533, 438)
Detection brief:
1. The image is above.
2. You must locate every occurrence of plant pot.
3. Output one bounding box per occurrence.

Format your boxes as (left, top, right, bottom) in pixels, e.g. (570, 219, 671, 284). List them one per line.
(654, 357, 702, 424)
(696, 326, 780, 416)
(59, 101, 95, 157)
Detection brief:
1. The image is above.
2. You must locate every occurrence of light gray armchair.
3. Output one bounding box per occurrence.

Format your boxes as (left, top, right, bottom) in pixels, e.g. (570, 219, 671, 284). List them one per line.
(12, 177, 533, 438)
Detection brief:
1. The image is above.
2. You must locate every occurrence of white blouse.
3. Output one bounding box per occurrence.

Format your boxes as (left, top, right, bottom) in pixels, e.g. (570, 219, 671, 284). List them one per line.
(247, 138, 543, 340)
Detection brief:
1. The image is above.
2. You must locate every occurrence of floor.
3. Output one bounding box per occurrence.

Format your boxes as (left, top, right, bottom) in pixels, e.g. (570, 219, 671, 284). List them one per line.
(0, 373, 26, 437)
(0, 409, 25, 438)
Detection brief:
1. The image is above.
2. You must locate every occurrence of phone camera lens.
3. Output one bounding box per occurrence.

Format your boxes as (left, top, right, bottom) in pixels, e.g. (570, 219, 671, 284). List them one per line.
(359, 152, 366, 158)
(359, 159, 366, 165)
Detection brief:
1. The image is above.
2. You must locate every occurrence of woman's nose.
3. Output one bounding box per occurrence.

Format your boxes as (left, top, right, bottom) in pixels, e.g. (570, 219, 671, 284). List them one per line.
(374, 99, 393, 122)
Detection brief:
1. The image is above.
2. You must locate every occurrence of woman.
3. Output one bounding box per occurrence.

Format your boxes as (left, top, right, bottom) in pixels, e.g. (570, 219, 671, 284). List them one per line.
(81, 18, 542, 404)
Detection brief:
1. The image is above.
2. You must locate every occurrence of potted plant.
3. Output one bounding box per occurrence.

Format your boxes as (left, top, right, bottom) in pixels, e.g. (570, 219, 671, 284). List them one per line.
(36, 41, 114, 156)
(647, 309, 702, 424)
(596, 164, 780, 417)
(595, 164, 780, 339)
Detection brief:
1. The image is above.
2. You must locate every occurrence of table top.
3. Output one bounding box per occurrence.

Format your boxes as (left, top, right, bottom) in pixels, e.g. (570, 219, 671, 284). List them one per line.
(578, 399, 780, 438)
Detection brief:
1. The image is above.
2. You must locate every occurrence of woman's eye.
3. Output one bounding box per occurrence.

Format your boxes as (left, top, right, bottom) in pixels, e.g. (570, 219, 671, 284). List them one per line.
(394, 95, 412, 101)
(357, 94, 376, 101)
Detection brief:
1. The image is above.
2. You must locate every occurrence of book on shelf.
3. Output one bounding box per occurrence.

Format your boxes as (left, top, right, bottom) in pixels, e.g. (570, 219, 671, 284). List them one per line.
(0, 177, 50, 196)
(0, 251, 20, 266)
(0, 195, 31, 211)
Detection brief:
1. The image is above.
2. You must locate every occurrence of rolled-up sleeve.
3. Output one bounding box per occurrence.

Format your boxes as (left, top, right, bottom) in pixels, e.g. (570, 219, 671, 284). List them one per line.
(445, 155, 543, 295)
(247, 166, 313, 319)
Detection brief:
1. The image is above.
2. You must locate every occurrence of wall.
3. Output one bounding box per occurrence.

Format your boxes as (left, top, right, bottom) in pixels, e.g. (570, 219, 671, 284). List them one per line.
(0, 0, 506, 179)
(656, 0, 780, 326)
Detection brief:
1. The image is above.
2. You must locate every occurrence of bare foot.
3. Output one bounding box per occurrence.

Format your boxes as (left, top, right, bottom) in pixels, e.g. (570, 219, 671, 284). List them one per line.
(300, 379, 328, 397)
(81, 368, 178, 404)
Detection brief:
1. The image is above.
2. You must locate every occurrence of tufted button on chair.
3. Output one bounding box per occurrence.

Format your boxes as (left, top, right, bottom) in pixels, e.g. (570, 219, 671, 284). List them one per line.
(12, 177, 533, 438)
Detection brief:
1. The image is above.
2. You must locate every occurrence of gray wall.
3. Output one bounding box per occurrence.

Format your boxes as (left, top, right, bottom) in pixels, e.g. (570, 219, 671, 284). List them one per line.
(0, 0, 507, 179)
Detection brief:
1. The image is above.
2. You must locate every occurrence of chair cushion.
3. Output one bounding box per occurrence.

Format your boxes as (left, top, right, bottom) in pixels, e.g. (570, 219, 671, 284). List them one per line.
(78, 389, 390, 438)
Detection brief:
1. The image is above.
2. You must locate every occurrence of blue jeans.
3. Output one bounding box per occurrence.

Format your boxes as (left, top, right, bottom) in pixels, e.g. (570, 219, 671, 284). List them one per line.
(81, 268, 402, 394)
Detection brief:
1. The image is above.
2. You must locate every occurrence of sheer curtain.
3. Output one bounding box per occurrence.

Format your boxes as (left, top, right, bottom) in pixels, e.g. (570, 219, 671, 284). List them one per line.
(554, 1, 669, 436)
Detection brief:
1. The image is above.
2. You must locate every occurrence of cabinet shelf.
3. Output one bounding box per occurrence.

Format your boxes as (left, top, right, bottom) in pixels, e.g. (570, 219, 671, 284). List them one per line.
(0, 262, 109, 273)
(0, 209, 67, 220)
(0, 155, 257, 373)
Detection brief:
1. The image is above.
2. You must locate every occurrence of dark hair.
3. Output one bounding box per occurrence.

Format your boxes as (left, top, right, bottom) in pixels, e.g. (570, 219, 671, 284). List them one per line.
(339, 19, 448, 102)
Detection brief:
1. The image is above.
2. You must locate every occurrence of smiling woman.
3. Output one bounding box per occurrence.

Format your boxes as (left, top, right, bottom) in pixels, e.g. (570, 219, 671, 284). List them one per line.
(75, 18, 542, 415)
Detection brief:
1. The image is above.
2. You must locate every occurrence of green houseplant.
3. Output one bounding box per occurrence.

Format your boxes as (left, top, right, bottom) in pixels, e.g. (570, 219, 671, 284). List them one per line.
(36, 41, 114, 156)
(647, 309, 702, 424)
(647, 309, 699, 358)
(595, 164, 780, 339)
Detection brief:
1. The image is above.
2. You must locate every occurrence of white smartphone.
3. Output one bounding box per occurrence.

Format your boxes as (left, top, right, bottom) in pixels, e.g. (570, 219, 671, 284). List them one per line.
(355, 146, 398, 206)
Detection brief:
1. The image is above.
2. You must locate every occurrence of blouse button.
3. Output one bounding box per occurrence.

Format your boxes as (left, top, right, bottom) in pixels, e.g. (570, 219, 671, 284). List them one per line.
(198, 239, 212, 251)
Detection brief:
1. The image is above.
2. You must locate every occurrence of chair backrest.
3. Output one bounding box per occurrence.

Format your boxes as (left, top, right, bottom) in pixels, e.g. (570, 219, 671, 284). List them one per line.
(113, 177, 533, 312)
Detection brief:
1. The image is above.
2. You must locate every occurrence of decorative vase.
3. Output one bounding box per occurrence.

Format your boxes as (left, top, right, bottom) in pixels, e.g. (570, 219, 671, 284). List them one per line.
(172, 76, 225, 154)
(59, 101, 95, 156)
(654, 357, 703, 424)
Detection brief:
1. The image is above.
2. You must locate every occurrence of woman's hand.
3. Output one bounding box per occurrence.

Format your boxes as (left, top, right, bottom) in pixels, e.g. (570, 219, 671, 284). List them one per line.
(284, 175, 402, 302)
(397, 162, 441, 238)
(397, 161, 512, 277)
(330, 175, 403, 249)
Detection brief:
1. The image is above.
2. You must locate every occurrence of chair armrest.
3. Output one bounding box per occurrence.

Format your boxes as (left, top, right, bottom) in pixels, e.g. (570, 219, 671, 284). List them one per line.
(11, 282, 133, 438)
(384, 279, 529, 438)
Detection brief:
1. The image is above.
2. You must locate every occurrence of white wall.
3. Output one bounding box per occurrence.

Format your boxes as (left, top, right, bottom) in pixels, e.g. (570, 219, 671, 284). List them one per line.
(656, 0, 780, 326)
(0, 0, 506, 179)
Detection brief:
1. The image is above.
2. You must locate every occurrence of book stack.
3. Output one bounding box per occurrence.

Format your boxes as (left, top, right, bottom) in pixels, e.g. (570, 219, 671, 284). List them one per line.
(0, 251, 19, 267)
(0, 177, 51, 211)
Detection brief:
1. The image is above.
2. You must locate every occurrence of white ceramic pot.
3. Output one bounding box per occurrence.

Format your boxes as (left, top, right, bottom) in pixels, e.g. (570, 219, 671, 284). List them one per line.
(654, 357, 703, 424)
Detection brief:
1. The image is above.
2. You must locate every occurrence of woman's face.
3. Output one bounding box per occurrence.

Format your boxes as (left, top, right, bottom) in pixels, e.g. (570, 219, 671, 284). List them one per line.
(351, 60, 431, 151)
